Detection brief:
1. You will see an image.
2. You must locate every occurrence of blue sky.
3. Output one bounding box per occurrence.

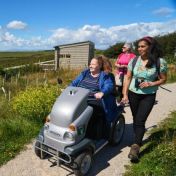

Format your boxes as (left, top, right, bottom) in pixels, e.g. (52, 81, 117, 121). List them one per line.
(0, 0, 176, 51)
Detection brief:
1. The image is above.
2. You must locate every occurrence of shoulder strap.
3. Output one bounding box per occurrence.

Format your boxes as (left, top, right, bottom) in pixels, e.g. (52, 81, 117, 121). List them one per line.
(132, 57, 160, 73)
(131, 57, 160, 78)
(132, 56, 138, 74)
(156, 58, 160, 76)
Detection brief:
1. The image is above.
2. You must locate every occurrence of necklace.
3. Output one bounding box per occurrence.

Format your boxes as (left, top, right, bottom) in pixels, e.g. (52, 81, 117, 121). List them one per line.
(136, 57, 148, 79)
(140, 57, 148, 67)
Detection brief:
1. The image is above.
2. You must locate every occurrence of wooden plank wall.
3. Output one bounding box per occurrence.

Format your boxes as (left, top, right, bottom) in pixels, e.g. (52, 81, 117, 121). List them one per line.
(59, 44, 91, 69)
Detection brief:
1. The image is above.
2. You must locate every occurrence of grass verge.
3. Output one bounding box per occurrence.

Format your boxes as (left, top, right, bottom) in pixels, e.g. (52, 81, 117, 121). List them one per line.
(0, 117, 42, 166)
(124, 111, 176, 176)
(0, 106, 43, 165)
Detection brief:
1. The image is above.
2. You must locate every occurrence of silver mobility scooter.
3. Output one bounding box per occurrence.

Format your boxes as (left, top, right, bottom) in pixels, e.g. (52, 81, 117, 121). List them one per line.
(34, 86, 125, 176)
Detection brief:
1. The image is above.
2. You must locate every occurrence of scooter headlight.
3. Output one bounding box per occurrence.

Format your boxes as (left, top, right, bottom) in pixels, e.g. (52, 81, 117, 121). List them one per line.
(63, 132, 75, 141)
(45, 114, 51, 123)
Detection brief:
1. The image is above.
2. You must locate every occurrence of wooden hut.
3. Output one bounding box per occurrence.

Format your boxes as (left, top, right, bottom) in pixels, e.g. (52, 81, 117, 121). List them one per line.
(54, 41, 94, 70)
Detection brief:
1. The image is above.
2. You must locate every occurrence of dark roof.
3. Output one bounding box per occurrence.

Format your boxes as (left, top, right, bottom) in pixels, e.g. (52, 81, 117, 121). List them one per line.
(54, 41, 94, 49)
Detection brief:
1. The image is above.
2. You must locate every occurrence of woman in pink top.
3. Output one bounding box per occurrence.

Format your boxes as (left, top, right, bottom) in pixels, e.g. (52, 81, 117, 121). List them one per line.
(115, 43, 136, 102)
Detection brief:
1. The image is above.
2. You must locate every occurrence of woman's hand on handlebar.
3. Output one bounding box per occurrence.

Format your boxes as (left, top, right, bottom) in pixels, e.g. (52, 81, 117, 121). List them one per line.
(94, 92, 104, 99)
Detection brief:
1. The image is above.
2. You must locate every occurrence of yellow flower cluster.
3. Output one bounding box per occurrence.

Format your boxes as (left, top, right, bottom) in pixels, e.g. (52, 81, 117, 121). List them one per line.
(12, 85, 61, 122)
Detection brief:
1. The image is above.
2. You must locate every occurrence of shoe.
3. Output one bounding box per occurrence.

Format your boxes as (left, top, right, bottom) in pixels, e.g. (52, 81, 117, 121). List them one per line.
(128, 144, 140, 162)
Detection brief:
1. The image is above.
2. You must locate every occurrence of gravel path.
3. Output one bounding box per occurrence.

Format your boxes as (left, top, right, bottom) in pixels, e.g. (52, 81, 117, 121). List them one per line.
(1, 83, 176, 176)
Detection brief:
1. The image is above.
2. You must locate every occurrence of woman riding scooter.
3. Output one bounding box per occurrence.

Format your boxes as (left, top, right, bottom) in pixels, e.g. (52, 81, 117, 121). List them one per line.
(34, 56, 125, 176)
(70, 55, 118, 139)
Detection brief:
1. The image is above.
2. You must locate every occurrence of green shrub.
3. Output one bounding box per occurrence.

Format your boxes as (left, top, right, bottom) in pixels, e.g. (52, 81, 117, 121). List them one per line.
(12, 85, 60, 122)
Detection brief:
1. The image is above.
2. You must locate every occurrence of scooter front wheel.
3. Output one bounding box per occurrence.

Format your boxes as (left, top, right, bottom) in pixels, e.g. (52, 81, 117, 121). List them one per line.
(34, 141, 47, 159)
(73, 151, 92, 176)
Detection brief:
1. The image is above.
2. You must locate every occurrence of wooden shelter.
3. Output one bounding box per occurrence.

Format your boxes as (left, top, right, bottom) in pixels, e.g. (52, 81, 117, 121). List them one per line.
(54, 41, 94, 70)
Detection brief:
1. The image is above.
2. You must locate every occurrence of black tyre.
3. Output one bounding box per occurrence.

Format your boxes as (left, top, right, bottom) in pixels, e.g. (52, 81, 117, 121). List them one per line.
(110, 114, 125, 145)
(34, 141, 46, 159)
(73, 151, 92, 176)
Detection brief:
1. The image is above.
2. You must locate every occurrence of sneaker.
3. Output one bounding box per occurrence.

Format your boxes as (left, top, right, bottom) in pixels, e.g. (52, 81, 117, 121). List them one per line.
(128, 144, 140, 162)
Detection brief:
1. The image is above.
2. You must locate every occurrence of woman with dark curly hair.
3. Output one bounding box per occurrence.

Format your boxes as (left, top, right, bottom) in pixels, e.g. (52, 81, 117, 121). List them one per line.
(122, 36, 167, 162)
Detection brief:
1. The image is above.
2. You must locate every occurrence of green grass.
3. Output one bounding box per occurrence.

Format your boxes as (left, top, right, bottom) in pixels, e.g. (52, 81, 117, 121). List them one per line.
(124, 112, 176, 176)
(0, 98, 42, 165)
(0, 50, 54, 68)
(167, 65, 176, 83)
(0, 117, 41, 165)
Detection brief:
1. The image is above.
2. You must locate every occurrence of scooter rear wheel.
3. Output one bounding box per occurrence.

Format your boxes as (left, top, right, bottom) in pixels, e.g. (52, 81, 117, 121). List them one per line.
(110, 114, 125, 145)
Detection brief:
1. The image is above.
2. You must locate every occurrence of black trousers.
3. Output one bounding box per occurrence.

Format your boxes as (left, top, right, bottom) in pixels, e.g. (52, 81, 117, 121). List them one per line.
(128, 90, 156, 146)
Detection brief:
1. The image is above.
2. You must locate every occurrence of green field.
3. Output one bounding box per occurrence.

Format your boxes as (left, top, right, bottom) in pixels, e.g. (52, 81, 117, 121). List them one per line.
(0, 50, 54, 68)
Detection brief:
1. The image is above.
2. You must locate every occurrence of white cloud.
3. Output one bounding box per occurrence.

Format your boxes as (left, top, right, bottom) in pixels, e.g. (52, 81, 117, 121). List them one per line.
(0, 20, 176, 51)
(48, 20, 176, 49)
(7, 20, 27, 29)
(0, 32, 27, 48)
(1, 32, 16, 42)
(153, 7, 175, 17)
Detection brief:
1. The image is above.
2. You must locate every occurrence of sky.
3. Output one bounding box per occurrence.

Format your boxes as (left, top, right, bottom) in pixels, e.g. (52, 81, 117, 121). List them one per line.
(0, 0, 176, 51)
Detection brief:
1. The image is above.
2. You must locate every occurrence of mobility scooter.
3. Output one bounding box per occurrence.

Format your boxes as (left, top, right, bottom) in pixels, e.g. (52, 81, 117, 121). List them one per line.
(34, 86, 125, 176)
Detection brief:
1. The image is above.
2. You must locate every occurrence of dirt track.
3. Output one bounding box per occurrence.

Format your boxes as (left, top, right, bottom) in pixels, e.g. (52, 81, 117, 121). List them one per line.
(1, 83, 176, 176)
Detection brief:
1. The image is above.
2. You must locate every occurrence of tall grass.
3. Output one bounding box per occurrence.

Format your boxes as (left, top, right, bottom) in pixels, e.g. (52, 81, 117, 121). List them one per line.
(167, 64, 176, 83)
(0, 67, 82, 100)
(0, 98, 39, 165)
(0, 114, 41, 165)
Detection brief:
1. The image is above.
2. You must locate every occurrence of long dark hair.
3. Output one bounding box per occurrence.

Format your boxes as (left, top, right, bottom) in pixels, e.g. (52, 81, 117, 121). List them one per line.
(138, 36, 163, 68)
